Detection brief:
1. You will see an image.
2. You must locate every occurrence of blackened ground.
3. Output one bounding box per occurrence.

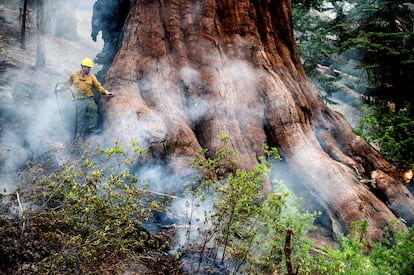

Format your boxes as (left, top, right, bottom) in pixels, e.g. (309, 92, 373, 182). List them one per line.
(0, 212, 184, 274)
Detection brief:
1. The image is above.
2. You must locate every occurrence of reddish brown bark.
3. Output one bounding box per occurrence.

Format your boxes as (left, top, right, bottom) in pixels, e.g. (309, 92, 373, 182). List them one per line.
(101, 0, 414, 242)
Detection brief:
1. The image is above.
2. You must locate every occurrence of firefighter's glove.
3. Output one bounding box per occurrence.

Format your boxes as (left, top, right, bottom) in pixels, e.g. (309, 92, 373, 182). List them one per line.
(56, 84, 67, 92)
(104, 90, 114, 97)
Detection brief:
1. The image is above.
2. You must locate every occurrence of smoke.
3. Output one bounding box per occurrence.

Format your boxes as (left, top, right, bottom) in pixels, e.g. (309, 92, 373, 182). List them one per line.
(270, 157, 333, 233)
(178, 59, 262, 130)
(0, 0, 101, 194)
(324, 68, 365, 128)
(178, 66, 209, 121)
(169, 195, 215, 246)
(135, 157, 197, 196)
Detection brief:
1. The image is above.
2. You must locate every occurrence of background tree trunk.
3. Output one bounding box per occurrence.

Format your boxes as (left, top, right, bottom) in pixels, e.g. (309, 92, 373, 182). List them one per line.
(101, 0, 414, 242)
(20, 0, 28, 49)
(35, 0, 45, 68)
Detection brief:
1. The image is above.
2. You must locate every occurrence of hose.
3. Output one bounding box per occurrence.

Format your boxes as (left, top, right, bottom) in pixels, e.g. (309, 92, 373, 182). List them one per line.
(54, 83, 78, 141)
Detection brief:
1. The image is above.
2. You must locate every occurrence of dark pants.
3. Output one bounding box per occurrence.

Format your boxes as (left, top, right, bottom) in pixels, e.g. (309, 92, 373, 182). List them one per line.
(75, 97, 98, 138)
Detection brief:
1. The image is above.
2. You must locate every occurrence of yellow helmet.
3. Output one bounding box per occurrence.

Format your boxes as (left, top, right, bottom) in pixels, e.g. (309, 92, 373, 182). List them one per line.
(81, 57, 94, 68)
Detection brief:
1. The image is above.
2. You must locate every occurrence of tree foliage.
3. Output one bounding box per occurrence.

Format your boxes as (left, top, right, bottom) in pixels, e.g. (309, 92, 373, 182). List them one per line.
(293, 0, 414, 107)
(293, 0, 414, 171)
(356, 103, 414, 172)
(339, 0, 414, 107)
(340, 0, 414, 171)
(292, 0, 343, 101)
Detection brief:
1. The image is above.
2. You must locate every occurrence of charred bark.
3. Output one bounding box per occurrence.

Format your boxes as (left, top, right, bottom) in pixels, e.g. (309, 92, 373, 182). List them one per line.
(100, 0, 414, 242)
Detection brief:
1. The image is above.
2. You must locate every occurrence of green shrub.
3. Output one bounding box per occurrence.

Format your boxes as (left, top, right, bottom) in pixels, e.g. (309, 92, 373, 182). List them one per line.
(18, 140, 170, 273)
(181, 135, 318, 274)
(370, 225, 414, 274)
(317, 221, 414, 275)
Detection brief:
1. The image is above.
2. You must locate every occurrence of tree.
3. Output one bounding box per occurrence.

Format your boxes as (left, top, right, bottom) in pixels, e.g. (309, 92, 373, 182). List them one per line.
(34, 0, 45, 68)
(20, 0, 28, 49)
(337, 0, 414, 109)
(98, 0, 414, 243)
(292, 0, 344, 103)
(301, 0, 414, 172)
(33, 0, 80, 68)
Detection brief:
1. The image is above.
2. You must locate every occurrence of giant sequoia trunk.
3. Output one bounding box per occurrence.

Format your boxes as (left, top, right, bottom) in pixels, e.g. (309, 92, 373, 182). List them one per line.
(100, 0, 414, 242)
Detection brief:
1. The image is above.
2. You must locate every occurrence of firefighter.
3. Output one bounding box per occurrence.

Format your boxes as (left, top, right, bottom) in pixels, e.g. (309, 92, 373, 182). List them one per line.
(57, 57, 113, 139)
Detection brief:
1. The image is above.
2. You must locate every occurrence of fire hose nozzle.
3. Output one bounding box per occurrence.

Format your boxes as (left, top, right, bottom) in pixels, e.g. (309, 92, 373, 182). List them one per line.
(104, 90, 115, 97)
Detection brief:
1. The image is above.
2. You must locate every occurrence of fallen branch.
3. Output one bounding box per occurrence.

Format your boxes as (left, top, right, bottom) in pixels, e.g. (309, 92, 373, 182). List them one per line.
(16, 191, 23, 218)
(16, 191, 26, 232)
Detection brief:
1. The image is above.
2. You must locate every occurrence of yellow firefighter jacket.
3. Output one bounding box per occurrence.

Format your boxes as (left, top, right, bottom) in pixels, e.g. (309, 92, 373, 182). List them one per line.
(67, 72, 106, 99)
